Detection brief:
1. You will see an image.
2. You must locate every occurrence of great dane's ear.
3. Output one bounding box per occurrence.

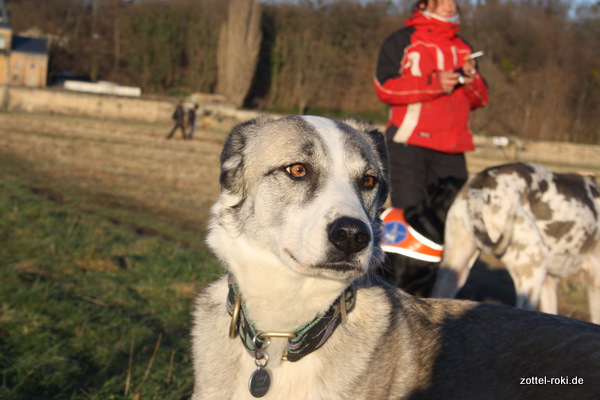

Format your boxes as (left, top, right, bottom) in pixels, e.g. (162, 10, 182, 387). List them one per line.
(219, 116, 274, 199)
(342, 118, 390, 208)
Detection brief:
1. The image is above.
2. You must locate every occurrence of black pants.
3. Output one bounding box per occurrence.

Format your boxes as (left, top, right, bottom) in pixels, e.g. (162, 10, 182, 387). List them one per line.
(382, 142, 469, 296)
(386, 142, 468, 210)
(166, 123, 187, 139)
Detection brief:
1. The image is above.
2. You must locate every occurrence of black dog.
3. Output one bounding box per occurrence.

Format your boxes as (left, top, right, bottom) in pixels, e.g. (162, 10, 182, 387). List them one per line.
(379, 176, 464, 297)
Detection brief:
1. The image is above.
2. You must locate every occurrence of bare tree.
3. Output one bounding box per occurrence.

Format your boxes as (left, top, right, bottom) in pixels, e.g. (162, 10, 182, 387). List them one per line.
(216, 0, 262, 108)
(184, 1, 225, 94)
(5, 0, 600, 143)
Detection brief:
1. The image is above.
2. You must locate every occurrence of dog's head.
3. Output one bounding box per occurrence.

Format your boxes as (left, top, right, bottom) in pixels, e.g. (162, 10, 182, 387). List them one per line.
(207, 115, 389, 282)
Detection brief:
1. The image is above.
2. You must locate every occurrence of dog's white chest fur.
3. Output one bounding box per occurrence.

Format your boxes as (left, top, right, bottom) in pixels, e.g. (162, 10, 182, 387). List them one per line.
(230, 356, 328, 400)
(192, 276, 405, 400)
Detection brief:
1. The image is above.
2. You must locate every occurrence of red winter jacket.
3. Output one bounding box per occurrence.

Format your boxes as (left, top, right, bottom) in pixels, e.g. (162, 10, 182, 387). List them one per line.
(374, 10, 489, 154)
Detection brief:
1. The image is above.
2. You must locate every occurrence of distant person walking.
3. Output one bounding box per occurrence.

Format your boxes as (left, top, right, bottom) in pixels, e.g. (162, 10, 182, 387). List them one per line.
(166, 100, 187, 140)
(187, 104, 199, 139)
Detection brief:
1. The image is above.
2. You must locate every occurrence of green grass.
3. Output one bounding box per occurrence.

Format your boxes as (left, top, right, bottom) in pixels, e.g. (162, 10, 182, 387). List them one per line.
(0, 174, 224, 399)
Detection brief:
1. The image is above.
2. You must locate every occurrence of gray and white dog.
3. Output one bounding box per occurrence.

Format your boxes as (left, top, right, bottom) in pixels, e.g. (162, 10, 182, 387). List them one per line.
(432, 163, 600, 324)
(191, 117, 600, 400)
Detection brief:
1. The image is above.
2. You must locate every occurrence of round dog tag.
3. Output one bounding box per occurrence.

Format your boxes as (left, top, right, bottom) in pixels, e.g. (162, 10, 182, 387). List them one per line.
(248, 367, 271, 398)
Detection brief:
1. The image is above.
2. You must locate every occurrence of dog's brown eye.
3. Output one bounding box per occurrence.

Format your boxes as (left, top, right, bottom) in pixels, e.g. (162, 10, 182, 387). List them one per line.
(286, 164, 307, 178)
(363, 175, 377, 189)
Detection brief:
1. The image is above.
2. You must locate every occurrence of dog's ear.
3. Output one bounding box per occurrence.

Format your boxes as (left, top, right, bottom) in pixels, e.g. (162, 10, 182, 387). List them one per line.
(219, 116, 274, 198)
(341, 117, 372, 132)
(342, 118, 390, 208)
(369, 129, 390, 209)
(341, 118, 388, 171)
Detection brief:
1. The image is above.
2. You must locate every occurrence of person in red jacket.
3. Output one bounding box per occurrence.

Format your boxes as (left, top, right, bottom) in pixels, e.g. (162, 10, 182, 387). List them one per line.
(374, 0, 488, 296)
(374, 0, 488, 210)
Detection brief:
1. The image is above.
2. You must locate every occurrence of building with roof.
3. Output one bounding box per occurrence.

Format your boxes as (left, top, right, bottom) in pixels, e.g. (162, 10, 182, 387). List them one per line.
(0, 0, 48, 87)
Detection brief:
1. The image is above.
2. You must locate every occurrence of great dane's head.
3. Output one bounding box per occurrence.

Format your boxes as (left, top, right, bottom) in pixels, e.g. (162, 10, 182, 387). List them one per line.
(207, 115, 389, 282)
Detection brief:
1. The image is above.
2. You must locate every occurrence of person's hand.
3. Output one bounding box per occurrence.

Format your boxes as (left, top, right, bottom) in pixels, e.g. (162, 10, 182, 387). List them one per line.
(439, 70, 460, 94)
(461, 58, 477, 85)
(439, 57, 478, 93)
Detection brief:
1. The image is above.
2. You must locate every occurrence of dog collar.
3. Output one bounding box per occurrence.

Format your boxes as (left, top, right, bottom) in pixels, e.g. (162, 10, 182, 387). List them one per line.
(226, 277, 356, 362)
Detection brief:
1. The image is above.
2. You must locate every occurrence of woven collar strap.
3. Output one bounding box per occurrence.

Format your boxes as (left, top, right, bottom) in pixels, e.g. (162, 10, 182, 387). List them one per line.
(226, 278, 356, 362)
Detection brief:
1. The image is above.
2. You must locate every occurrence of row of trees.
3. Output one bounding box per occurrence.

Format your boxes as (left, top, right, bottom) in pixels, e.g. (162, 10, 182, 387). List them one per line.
(6, 0, 600, 144)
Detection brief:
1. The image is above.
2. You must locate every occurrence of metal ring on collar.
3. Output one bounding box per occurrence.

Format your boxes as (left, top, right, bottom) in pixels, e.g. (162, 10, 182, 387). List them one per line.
(253, 333, 271, 350)
(252, 331, 297, 350)
(258, 332, 297, 340)
(228, 292, 242, 339)
(254, 352, 269, 368)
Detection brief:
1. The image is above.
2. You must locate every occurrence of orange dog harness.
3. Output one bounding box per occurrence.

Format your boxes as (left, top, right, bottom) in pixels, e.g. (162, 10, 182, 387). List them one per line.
(381, 208, 443, 262)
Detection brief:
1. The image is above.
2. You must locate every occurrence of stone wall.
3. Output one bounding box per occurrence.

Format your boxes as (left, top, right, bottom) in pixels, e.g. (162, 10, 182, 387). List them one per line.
(472, 135, 600, 173)
(1, 86, 263, 123)
(3, 86, 174, 122)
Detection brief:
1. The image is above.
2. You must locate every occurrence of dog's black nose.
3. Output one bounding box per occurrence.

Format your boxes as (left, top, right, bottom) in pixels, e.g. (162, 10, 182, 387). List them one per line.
(328, 217, 370, 255)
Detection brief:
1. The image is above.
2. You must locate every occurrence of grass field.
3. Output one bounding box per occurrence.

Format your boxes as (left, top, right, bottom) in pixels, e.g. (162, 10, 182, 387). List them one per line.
(0, 111, 593, 399)
(0, 176, 223, 399)
(0, 112, 231, 399)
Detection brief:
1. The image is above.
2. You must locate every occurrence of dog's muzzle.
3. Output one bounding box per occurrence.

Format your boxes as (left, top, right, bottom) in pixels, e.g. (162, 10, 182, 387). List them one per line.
(328, 217, 370, 256)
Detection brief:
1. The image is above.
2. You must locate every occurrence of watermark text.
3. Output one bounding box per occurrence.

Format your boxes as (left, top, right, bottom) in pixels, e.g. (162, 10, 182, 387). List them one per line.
(520, 376, 584, 385)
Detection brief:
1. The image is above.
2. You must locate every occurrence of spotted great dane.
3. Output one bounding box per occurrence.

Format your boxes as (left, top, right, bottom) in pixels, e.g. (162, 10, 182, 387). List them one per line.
(432, 162, 600, 324)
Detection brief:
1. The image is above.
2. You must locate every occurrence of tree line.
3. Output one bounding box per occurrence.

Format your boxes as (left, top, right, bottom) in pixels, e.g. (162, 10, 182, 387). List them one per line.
(6, 0, 600, 144)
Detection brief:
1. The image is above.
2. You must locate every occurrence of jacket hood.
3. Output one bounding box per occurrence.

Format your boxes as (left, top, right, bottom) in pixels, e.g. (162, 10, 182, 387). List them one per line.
(405, 9, 460, 40)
